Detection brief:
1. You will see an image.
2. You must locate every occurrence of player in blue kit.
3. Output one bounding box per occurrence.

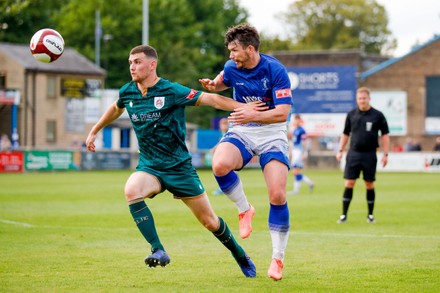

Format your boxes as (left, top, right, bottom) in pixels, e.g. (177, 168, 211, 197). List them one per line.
(287, 114, 314, 195)
(85, 45, 260, 277)
(199, 24, 292, 281)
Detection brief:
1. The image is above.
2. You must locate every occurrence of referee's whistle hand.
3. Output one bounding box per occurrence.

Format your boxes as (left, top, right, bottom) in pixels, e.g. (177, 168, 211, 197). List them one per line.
(336, 152, 343, 161)
(381, 156, 388, 167)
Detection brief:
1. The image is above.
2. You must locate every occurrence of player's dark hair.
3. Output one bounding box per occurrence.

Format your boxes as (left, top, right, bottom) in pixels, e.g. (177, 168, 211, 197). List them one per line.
(130, 45, 158, 60)
(225, 23, 260, 51)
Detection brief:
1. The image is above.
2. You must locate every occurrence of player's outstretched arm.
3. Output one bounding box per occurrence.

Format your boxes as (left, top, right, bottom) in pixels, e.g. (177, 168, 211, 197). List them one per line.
(198, 79, 217, 91)
(198, 71, 229, 92)
(197, 93, 267, 112)
(229, 104, 290, 125)
(85, 102, 125, 152)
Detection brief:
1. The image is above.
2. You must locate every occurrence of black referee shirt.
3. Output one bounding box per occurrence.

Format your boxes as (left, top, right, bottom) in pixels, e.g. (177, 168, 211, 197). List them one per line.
(343, 107, 389, 152)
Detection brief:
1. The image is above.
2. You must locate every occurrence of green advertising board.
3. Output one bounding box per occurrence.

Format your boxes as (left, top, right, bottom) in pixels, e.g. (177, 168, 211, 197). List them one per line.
(25, 151, 78, 171)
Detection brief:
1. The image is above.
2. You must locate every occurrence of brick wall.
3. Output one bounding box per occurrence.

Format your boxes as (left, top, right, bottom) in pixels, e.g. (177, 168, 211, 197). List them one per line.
(360, 39, 440, 151)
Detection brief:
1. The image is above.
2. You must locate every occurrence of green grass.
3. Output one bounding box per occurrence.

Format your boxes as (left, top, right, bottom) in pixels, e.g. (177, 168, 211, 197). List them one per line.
(1, 169, 439, 292)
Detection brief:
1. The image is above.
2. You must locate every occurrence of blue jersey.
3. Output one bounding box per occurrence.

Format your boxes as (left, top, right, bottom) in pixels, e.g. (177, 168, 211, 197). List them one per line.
(222, 53, 292, 126)
(291, 126, 307, 168)
(292, 126, 307, 150)
(219, 53, 292, 167)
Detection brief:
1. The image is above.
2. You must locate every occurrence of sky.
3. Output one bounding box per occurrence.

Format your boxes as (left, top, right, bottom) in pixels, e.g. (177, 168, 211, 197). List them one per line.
(238, 0, 440, 57)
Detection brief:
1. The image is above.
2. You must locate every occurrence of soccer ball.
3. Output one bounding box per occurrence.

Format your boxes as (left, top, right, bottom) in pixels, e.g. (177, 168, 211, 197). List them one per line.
(29, 28, 64, 63)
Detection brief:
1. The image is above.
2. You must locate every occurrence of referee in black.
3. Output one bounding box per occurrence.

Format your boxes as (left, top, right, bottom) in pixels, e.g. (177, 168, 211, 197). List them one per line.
(336, 87, 390, 223)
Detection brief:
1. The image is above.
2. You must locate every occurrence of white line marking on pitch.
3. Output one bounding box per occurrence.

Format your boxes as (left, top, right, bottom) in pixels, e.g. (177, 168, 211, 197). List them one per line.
(1, 220, 438, 240)
(0, 219, 33, 227)
(294, 231, 440, 239)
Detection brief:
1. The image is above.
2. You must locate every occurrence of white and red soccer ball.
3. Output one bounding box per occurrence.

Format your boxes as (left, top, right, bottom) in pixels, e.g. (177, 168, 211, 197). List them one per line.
(29, 28, 64, 63)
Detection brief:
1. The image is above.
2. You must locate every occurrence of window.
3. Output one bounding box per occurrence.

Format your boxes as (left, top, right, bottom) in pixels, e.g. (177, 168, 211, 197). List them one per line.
(426, 76, 440, 117)
(120, 128, 130, 148)
(46, 120, 56, 143)
(47, 75, 56, 99)
(0, 72, 5, 90)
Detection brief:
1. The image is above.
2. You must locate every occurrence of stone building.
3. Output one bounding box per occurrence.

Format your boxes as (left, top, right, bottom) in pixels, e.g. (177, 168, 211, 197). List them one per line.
(0, 42, 105, 149)
(359, 36, 440, 151)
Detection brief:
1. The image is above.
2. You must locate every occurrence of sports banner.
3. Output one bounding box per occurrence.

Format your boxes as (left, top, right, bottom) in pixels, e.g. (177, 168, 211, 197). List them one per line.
(287, 65, 357, 114)
(286, 66, 357, 137)
(0, 152, 24, 172)
(370, 91, 407, 136)
(25, 151, 78, 171)
(80, 151, 131, 170)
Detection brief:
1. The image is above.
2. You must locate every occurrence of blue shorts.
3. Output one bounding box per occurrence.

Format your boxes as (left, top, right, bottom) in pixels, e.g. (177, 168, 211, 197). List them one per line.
(221, 126, 290, 170)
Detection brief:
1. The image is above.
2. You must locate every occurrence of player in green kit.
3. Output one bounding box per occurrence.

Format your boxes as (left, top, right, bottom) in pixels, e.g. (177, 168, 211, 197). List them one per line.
(85, 45, 261, 277)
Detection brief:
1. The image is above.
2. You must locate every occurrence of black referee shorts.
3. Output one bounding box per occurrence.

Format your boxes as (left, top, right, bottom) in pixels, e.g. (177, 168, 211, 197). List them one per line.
(344, 150, 377, 181)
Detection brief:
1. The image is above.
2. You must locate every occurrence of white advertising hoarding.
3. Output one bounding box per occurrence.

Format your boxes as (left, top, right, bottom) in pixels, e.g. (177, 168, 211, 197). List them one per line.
(340, 152, 440, 172)
(425, 117, 440, 135)
(370, 91, 407, 136)
(299, 113, 346, 137)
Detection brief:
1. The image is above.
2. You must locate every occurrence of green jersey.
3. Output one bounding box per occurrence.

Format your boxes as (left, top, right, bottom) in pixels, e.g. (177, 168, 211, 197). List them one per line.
(116, 78, 202, 170)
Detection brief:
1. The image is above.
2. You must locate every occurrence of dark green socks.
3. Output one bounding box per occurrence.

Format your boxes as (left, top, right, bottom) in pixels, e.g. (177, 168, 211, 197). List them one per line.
(129, 201, 164, 252)
(212, 217, 245, 260)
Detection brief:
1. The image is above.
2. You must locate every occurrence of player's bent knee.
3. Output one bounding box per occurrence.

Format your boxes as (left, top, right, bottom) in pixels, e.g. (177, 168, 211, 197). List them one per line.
(124, 186, 143, 202)
(269, 191, 287, 205)
(212, 161, 233, 176)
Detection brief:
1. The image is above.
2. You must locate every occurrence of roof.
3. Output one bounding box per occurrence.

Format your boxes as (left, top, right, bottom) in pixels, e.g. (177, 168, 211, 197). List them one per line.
(360, 34, 440, 81)
(272, 48, 364, 56)
(0, 42, 106, 76)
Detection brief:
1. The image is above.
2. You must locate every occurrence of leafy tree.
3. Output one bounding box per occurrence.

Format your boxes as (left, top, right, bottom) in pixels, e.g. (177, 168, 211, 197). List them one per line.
(0, 0, 247, 128)
(259, 34, 297, 53)
(175, 0, 247, 127)
(54, 0, 247, 128)
(54, 0, 143, 87)
(282, 0, 396, 54)
(0, 0, 64, 43)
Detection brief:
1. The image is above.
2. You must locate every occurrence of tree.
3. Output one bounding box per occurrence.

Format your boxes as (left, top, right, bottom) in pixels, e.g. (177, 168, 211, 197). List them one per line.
(54, 0, 143, 88)
(259, 34, 297, 53)
(0, 0, 248, 128)
(175, 0, 247, 127)
(282, 0, 396, 54)
(0, 0, 64, 43)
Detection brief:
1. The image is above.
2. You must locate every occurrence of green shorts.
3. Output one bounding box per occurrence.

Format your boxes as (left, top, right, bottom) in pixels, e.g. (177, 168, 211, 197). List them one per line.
(136, 159, 205, 198)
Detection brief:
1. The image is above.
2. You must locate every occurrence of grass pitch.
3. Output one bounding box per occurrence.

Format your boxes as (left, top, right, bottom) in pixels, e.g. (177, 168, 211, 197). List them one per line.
(0, 169, 439, 292)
